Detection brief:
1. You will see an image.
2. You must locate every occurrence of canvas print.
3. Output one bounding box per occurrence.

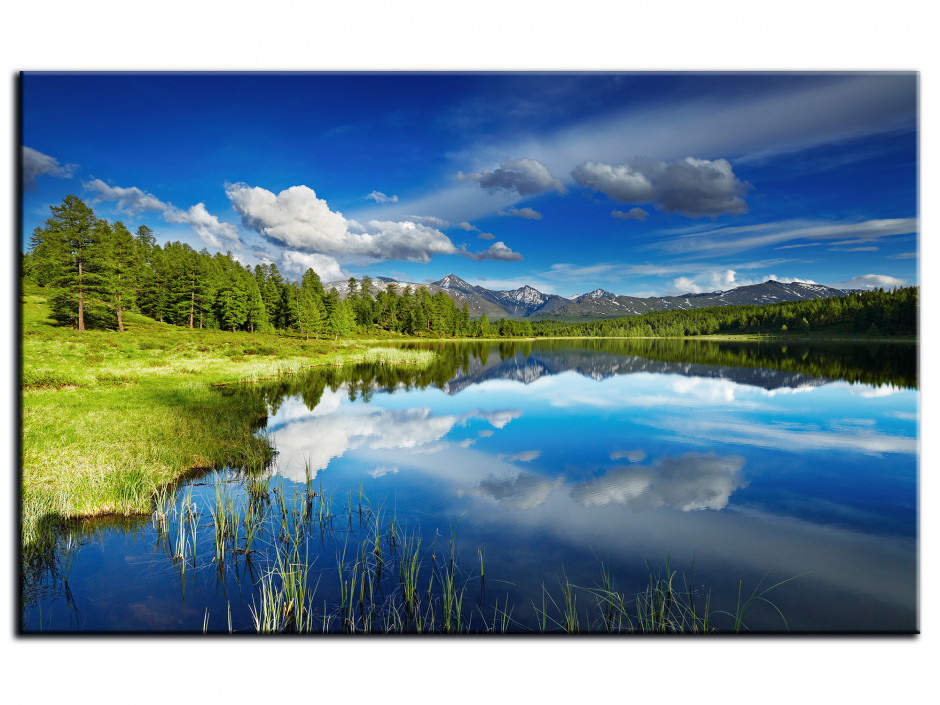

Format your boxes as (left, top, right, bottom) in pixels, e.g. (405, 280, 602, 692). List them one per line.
(19, 72, 918, 634)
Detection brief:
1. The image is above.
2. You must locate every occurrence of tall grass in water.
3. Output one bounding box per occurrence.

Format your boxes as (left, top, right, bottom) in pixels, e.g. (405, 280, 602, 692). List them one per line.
(211, 476, 239, 565)
(250, 545, 320, 633)
(723, 571, 805, 633)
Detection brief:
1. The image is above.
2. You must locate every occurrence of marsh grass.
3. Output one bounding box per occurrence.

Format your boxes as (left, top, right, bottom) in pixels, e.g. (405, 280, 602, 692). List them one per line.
(24, 463, 799, 634)
(20, 284, 436, 559)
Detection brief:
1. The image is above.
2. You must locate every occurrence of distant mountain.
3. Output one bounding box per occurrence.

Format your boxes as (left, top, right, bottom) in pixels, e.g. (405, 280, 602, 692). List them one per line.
(539, 280, 848, 320)
(324, 275, 847, 321)
(438, 346, 834, 395)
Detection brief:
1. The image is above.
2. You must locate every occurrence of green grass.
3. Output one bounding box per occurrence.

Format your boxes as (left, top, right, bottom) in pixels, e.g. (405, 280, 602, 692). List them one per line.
(20, 283, 435, 560)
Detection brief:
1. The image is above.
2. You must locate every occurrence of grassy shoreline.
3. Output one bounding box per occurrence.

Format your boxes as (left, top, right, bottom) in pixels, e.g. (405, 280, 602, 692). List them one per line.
(20, 286, 434, 557)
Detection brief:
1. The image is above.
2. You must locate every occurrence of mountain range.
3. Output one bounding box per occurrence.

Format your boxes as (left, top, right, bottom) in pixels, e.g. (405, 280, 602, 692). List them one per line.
(324, 274, 848, 320)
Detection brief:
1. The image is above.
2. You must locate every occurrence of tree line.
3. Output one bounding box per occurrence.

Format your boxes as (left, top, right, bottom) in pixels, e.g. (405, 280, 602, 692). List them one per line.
(22, 195, 481, 339)
(23, 195, 917, 341)
(529, 286, 918, 339)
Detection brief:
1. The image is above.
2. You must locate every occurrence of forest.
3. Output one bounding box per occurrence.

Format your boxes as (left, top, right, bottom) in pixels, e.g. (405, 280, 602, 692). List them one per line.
(529, 286, 918, 339)
(23, 195, 477, 339)
(23, 195, 917, 341)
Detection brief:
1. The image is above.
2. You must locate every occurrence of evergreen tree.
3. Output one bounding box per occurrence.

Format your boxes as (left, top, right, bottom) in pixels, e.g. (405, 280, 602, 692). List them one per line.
(244, 269, 269, 333)
(110, 221, 141, 332)
(30, 196, 109, 331)
(298, 268, 325, 340)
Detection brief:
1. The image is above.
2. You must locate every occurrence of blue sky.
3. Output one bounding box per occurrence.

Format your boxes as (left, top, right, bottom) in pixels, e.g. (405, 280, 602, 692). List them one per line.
(21, 72, 918, 297)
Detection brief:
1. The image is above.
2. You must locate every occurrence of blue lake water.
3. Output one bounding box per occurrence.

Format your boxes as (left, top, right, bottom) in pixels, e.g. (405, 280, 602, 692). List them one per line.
(21, 339, 918, 633)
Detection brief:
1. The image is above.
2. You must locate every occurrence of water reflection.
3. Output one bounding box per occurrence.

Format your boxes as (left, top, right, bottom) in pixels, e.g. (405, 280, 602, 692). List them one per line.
(23, 338, 918, 632)
(570, 453, 747, 511)
(257, 339, 916, 630)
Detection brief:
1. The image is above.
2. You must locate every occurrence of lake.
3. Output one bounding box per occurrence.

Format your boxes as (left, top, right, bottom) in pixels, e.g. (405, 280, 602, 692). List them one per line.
(20, 338, 918, 633)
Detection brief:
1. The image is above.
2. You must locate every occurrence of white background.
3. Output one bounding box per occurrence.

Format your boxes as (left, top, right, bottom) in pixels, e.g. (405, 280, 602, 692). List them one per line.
(1, 2, 935, 702)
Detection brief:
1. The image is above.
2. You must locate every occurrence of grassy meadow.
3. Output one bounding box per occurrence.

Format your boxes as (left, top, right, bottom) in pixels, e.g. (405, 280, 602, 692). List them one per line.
(19, 283, 434, 558)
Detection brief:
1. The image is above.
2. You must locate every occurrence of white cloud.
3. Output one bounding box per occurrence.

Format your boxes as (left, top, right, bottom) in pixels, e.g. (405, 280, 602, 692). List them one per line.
(368, 465, 399, 478)
(365, 190, 398, 203)
(498, 450, 541, 463)
(498, 207, 543, 220)
(280, 250, 345, 281)
(610, 449, 646, 462)
(457, 221, 478, 231)
(612, 207, 648, 221)
(661, 417, 916, 457)
(470, 473, 561, 509)
(572, 157, 750, 218)
(228, 182, 506, 264)
(23, 147, 76, 189)
(459, 158, 566, 196)
(84, 178, 241, 249)
(833, 274, 908, 290)
(405, 214, 448, 227)
(83, 178, 166, 214)
(163, 203, 242, 249)
(672, 269, 751, 294)
(670, 270, 818, 295)
(570, 452, 747, 512)
(468, 240, 524, 262)
(478, 232, 496, 240)
(663, 217, 918, 256)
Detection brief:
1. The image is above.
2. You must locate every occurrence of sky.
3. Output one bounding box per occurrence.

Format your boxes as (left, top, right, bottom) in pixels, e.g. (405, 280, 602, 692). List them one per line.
(21, 72, 918, 298)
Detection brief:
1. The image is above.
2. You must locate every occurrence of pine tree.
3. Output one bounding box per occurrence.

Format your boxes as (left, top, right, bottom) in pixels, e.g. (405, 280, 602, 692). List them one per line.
(298, 268, 325, 340)
(110, 221, 141, 332)
(31, 196, 112, 331)
(214, 256, 249, 332)
(244, 269, 269, 333)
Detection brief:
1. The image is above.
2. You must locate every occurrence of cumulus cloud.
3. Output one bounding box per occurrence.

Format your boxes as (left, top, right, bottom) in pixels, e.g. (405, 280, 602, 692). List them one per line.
(457, 221, 477, 231)
(570, 452, 747, 512)
(280, 250, 346, 281)
(669, 270, 817, 295)
(572, 157, 750, 218)
(84, 178, 241, 249)
(228, 182, 508, 264)
(23, 147, 77, 190)
(164, 203, 242, 249)
(468, 241, 524, 262)
(833, 274, 908, 290)
(612, 207, 649, 221)
(498, 207, 543, 220)
(671, 269, 753, 294)
(366, 190, 398, 203)
(459, 158, 567, 196)
(478, 232, 496, 240)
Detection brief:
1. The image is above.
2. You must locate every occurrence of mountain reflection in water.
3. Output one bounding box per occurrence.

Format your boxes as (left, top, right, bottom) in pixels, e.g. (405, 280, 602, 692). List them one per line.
(24, 338, 917, 633)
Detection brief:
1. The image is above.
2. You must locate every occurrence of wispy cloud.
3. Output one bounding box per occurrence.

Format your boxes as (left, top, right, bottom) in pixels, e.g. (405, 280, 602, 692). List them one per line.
(22, 147, 77, 190)
(833, 274, 908, 290)
(498, 207, 543, 220)
(659, 217, 918, 257)
(365, 190, 398, 203)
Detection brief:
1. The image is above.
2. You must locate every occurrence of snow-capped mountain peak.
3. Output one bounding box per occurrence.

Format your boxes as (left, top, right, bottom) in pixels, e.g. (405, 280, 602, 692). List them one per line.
(434, 273, 474, 290)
